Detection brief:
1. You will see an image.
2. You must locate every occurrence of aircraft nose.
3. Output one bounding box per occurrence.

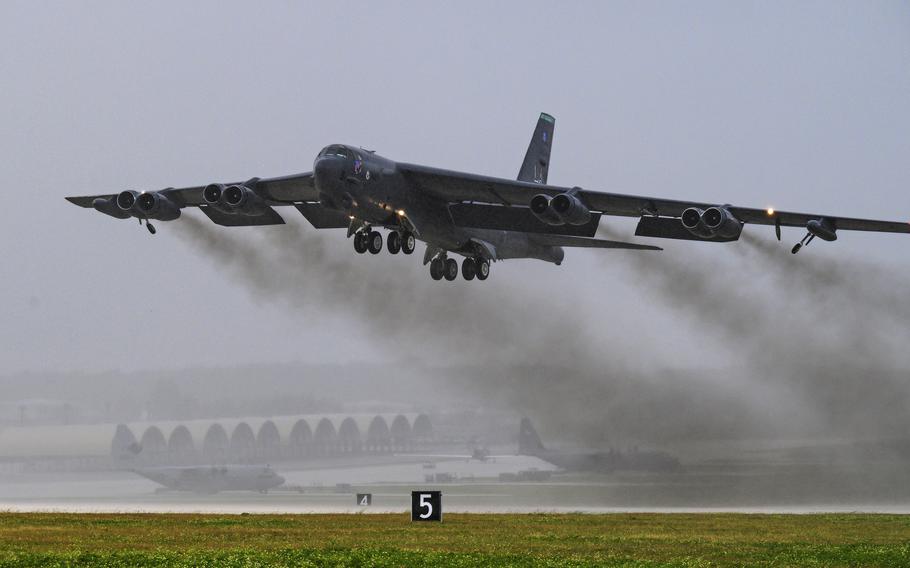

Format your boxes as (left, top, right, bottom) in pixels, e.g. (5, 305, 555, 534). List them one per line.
(314, 155, 346, 186)
(275, 475, 286, 486)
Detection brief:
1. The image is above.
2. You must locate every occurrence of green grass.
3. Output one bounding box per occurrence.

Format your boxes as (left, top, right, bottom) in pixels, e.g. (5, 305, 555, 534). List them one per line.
(1, 513, 910, 566)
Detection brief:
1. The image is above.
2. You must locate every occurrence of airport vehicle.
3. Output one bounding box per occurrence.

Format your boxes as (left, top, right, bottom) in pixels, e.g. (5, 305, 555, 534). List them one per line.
(133, 465, 285, 494)
(66, 114, 909, 280)
(518, 418, 681, 474)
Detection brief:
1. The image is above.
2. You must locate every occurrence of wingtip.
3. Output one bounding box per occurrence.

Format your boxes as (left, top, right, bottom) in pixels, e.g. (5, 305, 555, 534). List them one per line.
(540, 112, 555, 124)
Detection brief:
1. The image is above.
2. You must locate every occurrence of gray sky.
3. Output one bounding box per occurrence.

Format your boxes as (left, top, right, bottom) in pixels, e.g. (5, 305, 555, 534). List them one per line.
(0, 0, 908, 376)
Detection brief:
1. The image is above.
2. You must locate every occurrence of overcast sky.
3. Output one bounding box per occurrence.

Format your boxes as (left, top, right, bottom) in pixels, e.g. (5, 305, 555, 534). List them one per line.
(0, 0, 907, 376)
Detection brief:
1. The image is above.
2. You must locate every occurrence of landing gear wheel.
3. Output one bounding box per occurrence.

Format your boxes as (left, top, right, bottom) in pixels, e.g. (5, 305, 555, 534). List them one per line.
(430, 258, 445, 280)
(461, 258, 476, 281)
(444, 258, 458, 281)
(367, 231, 383, 254)
(476, 259, 490, 281)
(401, 232, 416, 255)
(353, 233, 368, 254)
(387, 231, 401, 254)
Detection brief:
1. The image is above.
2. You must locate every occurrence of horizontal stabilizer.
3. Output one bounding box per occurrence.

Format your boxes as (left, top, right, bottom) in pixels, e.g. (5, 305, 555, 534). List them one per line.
(295, 202, 350, 229)
(450, 203, 600, 237)
(200, 206, 285, 226)
(530, 233, 662, 251)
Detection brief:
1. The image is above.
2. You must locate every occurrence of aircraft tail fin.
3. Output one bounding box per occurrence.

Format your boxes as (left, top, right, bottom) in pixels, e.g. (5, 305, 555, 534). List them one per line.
(518, 418, 546, 455)
(517, 113, 555, 184)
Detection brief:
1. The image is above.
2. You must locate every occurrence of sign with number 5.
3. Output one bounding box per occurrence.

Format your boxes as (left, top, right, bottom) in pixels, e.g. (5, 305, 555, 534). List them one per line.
(411, 491, 442, 522)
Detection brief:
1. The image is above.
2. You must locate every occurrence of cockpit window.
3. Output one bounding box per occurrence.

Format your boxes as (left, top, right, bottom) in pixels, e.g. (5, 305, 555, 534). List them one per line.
(320, 145, 350, 159)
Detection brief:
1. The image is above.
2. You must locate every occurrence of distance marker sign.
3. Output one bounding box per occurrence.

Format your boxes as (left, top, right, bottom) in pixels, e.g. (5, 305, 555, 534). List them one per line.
(356, 493, 372, 506)
(411, 491, 442, 522)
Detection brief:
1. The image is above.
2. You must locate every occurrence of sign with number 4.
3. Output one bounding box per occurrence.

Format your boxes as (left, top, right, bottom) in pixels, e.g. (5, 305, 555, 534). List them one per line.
(411, 491, 442, 522)
(357, 493, 372, 506)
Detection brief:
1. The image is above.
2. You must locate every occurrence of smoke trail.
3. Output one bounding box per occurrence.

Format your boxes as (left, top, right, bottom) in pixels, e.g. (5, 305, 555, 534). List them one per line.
(176, 214, 910, 443)
(740, 232, 910, 323)
(174, 215, 652, 443)
(599, 224, 910, 439)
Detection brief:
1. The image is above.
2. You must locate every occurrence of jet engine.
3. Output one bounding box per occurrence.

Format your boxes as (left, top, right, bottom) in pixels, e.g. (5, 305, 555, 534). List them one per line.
(550, 192, 591, 226)
(701, 206, 742, 239)
(203, 183, 266, 215)
(135, 191, 181, 221)
(680, 206, 742, 240)
(116, 190, 139, 212)
(203, 183, 226, 207)
(530, 194, 563, 226)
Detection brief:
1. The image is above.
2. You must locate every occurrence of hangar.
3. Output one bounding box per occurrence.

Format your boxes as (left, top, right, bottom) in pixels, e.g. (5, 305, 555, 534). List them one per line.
(0, 413, 433, 470)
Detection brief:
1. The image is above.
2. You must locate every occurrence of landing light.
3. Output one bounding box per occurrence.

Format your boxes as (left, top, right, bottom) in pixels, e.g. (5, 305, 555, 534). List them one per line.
(766, 208, 775, 216)
(397, 209, 406, 216)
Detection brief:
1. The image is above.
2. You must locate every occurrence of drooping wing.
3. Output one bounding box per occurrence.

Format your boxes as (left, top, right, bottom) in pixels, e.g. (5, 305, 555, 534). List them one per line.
(65, 173, 321, 227)
(399, 163, 910, 235)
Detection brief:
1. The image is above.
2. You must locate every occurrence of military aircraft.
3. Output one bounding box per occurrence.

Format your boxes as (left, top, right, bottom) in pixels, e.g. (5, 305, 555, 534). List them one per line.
(66, 113, 908, 281)
(133, 465, 285, 494)
(518, 418, 681, 474)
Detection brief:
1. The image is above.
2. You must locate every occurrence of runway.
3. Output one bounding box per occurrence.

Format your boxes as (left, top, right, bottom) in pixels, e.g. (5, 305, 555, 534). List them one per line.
(3, 452, 910, 514)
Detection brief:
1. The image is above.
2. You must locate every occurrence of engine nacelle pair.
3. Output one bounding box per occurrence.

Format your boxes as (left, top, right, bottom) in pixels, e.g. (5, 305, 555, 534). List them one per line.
(680, 206, 742, 240)
(530, 191, 591, 226)
(107, 190, 181, 221)
(203, 183, 267, 216)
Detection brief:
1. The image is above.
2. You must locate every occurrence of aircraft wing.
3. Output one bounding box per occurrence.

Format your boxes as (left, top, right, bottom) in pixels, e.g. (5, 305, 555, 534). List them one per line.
(65, 173, 324, 227)
(399, 163, 910, 235)
(65, 172, 317, 208)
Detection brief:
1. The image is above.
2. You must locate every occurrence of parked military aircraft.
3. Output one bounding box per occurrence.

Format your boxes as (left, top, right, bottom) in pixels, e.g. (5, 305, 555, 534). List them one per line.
(518, 418, 681, 474)
(67, 113, 908, 280)
(133, 465, 285, 494)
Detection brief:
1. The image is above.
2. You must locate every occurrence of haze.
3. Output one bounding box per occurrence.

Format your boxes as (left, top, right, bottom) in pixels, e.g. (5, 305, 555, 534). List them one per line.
(1, 1, 908, 447)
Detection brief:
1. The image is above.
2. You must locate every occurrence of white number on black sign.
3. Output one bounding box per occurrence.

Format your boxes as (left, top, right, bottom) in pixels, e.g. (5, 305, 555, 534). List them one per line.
(411, 491, 442, 522)
(357, 493, 372, 506)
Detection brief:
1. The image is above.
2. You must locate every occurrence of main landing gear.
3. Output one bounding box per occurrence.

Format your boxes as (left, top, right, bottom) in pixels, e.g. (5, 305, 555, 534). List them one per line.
(429, 256, 490, 282)
(353, 229, 415, 255)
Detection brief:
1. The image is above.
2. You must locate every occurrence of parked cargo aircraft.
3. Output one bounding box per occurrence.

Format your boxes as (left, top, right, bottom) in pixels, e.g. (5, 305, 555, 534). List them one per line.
(518, 419, 681, 474)
(67, 114, 908, 280)
(133, 465, 285, 494)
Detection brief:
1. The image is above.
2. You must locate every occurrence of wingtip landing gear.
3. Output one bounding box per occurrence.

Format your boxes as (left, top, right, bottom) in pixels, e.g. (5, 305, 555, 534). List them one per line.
(139, 218, 156, 235)
(791, 233, 815, 254)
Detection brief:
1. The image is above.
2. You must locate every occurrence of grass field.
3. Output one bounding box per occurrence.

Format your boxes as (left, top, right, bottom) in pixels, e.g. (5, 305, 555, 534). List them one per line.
(2, 512, 910, 567)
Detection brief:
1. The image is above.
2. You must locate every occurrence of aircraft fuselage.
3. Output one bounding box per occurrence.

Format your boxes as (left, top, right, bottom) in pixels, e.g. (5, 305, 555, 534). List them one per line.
(313, 145, 564, 265)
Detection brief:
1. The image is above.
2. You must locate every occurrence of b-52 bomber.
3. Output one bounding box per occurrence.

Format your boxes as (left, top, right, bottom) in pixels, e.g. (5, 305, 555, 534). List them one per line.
(67, 113, 908, 281)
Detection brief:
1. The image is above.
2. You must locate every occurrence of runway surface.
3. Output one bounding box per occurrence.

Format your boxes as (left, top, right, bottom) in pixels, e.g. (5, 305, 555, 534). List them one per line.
(3, 452, 910, 514)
